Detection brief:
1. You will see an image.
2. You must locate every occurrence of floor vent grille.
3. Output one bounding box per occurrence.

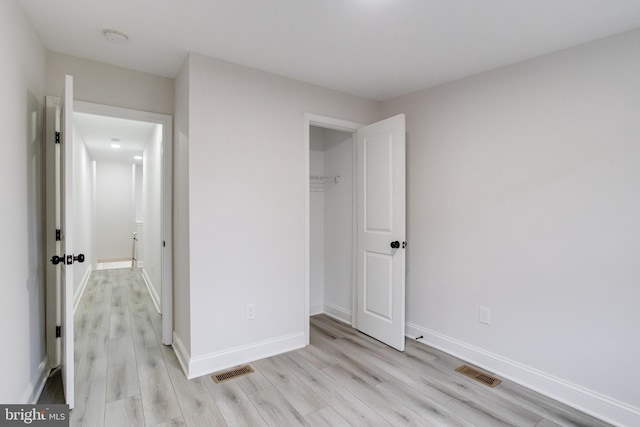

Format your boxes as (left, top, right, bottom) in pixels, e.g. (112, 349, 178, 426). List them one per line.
(455, 364, 502, 388)
(211, 365, 255, 383)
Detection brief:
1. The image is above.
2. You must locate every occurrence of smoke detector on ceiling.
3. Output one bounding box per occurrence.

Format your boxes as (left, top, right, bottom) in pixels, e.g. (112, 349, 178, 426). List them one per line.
(103, 29, 129, 45)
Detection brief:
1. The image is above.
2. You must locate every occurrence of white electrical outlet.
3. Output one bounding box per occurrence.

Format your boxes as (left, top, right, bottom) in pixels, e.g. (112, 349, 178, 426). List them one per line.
(246, 303, 256, 320)
(479, 306, 491, 325)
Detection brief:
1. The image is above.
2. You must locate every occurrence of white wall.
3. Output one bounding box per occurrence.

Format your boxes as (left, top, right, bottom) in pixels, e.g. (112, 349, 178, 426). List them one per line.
(309, 136, 325, 314)
(95, 162, 134, 261)
(134, 164, 144, 266)
(173, 56, 191, 355)
(45, 52, 174, 116)
(142, 124, 163, 308)
(134, 164, 143, 221)
(382, 28, 640, 425)
(72, 126, 95, 296)
(175, 53, 380, 376)
(322, 129, 353, 320)
(0, 0, 47, 403)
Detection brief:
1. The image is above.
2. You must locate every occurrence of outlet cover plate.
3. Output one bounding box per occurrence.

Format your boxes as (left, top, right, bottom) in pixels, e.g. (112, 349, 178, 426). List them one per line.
(247, 303, 256, 320)
(479, 306, 491, 325)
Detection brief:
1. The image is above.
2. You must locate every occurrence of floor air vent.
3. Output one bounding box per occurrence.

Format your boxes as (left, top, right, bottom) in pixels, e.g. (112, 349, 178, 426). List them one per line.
(211, 365, 255, 384)
(455, 364, 502, 388)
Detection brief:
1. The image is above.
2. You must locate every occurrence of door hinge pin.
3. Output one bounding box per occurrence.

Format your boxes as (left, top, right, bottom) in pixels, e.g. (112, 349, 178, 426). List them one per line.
(55, 131, 60, 144)
(55, 229, 61, 241)
(55, 325, 61, 338)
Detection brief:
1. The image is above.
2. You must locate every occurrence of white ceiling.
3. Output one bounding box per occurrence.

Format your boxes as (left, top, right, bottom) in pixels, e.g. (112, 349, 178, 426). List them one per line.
(74, 113, 156, 164)
(18, 0, 640, 101)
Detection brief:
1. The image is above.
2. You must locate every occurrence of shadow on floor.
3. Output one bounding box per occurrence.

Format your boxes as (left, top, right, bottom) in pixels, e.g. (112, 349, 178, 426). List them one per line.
(37, 367, 64, 404)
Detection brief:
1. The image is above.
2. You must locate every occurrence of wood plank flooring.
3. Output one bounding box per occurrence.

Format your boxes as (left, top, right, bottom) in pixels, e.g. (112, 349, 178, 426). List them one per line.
(41, 267, 612, 426)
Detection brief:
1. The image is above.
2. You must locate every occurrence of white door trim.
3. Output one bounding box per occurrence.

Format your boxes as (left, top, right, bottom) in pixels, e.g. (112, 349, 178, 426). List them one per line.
(73, 101, 174, 345)
(304, 113, 362, 344)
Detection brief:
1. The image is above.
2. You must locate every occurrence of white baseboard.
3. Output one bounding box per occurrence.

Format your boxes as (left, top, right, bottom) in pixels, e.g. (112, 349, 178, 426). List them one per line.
(405, 322, 640, 427)
(73, 266, 92, 314)
(23, 358, 49, 404)
(172, 332, 191, 379)
(185, 332, 305, 379)
(309, 303, 324, 316)
(141, 268, 160, 314)
(323, 302, 352, 324)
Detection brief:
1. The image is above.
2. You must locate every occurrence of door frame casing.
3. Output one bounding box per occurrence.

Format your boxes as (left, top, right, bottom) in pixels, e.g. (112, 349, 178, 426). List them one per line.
(304, 113, 362, 344)
(45, 99, 174, 353)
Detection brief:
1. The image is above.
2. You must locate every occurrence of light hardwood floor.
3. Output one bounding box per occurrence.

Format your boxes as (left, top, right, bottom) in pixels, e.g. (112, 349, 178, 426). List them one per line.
(56, 268, 611, 426)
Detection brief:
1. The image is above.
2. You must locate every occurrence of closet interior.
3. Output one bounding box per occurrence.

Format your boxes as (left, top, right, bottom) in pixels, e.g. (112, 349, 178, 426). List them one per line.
(309, 125, 354, 322)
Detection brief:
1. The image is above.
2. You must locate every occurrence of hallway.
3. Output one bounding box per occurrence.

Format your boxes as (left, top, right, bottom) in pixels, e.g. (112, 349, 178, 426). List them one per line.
(72, 268, 179, 426)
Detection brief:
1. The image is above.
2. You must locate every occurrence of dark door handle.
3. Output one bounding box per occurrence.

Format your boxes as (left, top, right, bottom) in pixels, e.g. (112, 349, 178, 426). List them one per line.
(390, 241, 400, 249)
(50, 255, 65, 265)
(50, 253, 84, 265)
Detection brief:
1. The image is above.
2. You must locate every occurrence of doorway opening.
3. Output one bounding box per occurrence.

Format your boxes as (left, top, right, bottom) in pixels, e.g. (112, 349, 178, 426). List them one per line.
(309, 126, 355, 318)
(44, 98, 173, 375)
(72, 101, 173, 345)
(304, 114, 362, 344)
(304, 112, 407, 351)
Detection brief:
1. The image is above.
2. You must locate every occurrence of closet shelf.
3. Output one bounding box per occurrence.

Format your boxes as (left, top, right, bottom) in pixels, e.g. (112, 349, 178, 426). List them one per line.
(310, 175, 340, 192)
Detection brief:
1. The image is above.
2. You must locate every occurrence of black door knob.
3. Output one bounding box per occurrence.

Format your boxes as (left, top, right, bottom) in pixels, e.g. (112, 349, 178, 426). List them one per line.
(390, 241, 400, 249)
(74, 254, 85, 263)
(50, 255, 65, 265)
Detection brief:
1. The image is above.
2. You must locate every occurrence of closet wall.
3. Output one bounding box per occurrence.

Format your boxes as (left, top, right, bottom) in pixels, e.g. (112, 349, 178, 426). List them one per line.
(309, 129, 325, 313)
(309, 126, 354, 322)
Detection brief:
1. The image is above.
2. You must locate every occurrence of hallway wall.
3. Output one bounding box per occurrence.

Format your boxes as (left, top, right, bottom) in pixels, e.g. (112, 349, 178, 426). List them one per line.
(95, 162, 134, 261)
(72, 126, 96, 297)
(142, 124, 164, 308)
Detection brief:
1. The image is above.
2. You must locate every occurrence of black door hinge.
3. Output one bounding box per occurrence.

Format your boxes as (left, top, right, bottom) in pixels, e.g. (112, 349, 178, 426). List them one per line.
(55, 132, 61, 144)
(55, 229, 61, 241)
(55, 326, 61, 338)
(163, 240, 166, 247)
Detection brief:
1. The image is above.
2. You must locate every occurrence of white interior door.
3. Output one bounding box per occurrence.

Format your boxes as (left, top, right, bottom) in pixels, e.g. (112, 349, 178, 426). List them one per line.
(356, 114, 406, 351)
(57, 75, 75, 408)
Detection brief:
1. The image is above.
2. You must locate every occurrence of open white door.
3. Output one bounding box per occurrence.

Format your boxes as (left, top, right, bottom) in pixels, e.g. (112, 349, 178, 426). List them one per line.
(356, 114, 406, 351)
(56, 75, 75, 408)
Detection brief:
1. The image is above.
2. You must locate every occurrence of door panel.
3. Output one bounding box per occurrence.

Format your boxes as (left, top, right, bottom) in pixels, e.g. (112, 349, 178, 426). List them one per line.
(363, 251, 393, 320)
(364, 133, 393, 232)
(356, 114, 406, 351)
